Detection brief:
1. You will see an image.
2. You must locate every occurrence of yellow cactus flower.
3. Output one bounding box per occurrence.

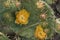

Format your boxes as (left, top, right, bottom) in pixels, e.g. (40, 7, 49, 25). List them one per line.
(35, 25, 43, 32)
(35, 25, 47, 40)
(15, 9, 30, 24)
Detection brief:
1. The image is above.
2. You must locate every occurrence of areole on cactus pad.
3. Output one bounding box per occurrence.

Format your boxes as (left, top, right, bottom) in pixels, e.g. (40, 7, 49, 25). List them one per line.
(0, 0, 57, 40)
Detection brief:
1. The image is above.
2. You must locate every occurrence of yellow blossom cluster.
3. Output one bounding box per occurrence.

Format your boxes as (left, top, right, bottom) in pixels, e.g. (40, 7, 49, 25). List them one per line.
(35, 25, 47, 40)
(15, 9, 30, 24)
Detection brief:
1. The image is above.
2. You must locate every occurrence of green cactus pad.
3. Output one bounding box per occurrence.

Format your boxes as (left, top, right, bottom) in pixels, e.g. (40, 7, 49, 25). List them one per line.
(0, 0, 56, 40)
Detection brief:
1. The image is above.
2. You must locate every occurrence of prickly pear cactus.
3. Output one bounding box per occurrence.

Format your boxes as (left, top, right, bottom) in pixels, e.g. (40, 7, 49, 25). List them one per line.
(0, 0, 56, 40)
